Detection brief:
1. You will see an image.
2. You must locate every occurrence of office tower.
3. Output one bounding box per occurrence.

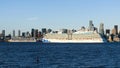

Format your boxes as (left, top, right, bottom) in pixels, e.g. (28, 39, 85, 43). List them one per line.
(13, 30, 15, 37)
(35, 29, 38, 38)
(31, 29, 35, 37)
(106, 29, 110, 35)
(2, 30, 5, 37)
(89, 20, 94, 31)
(42, 28, 47, 34)
(112, 28, 116, 35)
(22, 32, 25, 37)
(99, 23, 104, 35)
(38, 31, 42, 38)
(18, 30, 21, 37)
(114, 25, 118, 35)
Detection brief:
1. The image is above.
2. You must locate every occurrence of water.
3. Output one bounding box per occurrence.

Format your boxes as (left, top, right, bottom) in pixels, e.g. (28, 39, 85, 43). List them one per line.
(0, 43, 120, 68)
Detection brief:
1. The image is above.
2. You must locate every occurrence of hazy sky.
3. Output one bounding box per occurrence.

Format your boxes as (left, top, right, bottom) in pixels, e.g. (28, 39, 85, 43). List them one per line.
(0, 0, 120, 34)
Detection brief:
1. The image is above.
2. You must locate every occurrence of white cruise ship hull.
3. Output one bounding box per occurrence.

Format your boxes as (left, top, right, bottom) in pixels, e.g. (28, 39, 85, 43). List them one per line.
(42, 39, 104, 43)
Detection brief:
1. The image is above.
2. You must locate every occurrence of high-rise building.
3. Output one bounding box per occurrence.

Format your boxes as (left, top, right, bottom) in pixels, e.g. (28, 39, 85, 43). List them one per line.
(35, 29, 38, 38)
(22, 32, 25, 37)
(2, 30, 5, 37)
(99, 23, 104, 35)
(106, 29, 110, 35)
(31, 29, 35, 37)
(13, 30, 15, 37)
(114, 25, 118, 35)
(112, 28, 116, 35)
(38, 31, 42, 38)
(89, 20, 94, 31)
(18, 30, 21, 37)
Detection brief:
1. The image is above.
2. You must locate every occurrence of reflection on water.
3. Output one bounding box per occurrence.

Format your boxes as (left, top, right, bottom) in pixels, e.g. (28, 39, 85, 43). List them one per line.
(0, 42, 119, 68)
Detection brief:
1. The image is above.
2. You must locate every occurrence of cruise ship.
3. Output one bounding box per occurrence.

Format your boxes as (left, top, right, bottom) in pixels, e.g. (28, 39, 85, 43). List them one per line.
(42, 31, 106, 43)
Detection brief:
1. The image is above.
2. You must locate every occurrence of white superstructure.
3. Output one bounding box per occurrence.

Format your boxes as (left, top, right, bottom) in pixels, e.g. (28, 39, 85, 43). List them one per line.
(8, 37, 36, 42)
(42, 31, 106, 43)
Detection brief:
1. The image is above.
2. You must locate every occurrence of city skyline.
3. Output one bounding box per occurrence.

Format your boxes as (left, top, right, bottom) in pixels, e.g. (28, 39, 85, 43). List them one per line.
(0, 0, 120, 34)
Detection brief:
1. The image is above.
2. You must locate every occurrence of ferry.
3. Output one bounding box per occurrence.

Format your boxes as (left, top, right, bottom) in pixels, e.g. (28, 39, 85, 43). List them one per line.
(8, 37, 36, 42)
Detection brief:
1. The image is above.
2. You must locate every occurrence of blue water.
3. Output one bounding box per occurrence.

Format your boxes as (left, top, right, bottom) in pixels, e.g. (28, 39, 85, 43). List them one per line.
(0, 43, 120, 68)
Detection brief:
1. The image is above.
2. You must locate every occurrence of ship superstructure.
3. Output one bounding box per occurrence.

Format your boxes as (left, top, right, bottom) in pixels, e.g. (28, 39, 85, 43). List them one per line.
(42, 30, 106, 43)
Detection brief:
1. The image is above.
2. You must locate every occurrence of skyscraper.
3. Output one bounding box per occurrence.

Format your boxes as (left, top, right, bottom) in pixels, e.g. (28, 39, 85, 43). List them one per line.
(35, 29, 38, 38)
(112, 28, 115, 35)
(2, 30, 5, 39)
(106, 29, 110, 35)
(22, 32, 25, 37)
(2, 30, 5, 37)
(114, 25, 118, 35)
(99, 23, 104, 35)
(18, 30, 21, 37)
(13, 30, 15, 37)
(38, 31, 42, 38)
(31, 29, 35, 37)
(89, 20, 94, 31)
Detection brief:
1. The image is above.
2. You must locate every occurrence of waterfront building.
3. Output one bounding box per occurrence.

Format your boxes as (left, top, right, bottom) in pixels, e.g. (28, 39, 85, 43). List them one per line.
(42, 28, 47, 34)
(26, 31, 30, 37)
(112, 28, 116, 35)
(106, 29, 110, 36)
(89, 20, 94, 31)
(31, 29, 36, 37)
(35, 29, 38, 38)
(18, 30, 21, 37)
(99, 23, 104, 36)
(105, 29, 110, 40)
(0, 33, 4, 41)
(47, 29, 52, 33)
(38, 31, 42, 38)
(2, 30, 5, 38)
(114, 25, 118, 35)
(22, 32, 25, 37)
(5, 34, 11, 40)
(106, 29, 110, 34)
(13, 30, 15, 37)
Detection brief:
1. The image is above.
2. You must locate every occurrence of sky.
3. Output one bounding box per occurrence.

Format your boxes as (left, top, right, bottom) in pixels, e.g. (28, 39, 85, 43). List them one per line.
(0, 0, 120, 35)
